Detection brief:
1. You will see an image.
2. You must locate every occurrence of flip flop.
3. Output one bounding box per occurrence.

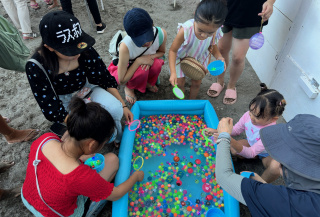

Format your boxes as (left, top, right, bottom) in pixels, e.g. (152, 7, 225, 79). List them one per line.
(44, 0, 53, 5)
(3, 117, 10, 123)
(125, 94, 137, 105)
(0, 161, 15, 173)
(30, 3, 40, 9)
(7, 129, 40, 144)
(223, 88, 237, 105)
(207, 83, 225, 98)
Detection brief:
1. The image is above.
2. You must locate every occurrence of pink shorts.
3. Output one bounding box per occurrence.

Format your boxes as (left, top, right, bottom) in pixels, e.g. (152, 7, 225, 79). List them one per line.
(108, 58, 164, 93)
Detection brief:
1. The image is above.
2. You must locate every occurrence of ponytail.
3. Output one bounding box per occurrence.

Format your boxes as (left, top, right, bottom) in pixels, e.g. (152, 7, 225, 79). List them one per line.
(249, 83, 286, 119)
(67, 97, 116, 145)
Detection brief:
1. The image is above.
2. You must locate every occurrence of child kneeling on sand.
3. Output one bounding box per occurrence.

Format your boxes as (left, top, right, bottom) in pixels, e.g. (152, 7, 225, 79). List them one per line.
(21, 97, 143, 217)
(206, 83, 286, 183)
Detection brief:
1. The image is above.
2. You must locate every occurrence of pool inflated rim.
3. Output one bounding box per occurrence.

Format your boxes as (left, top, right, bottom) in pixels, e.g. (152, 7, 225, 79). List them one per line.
(112, 100, 240, 217)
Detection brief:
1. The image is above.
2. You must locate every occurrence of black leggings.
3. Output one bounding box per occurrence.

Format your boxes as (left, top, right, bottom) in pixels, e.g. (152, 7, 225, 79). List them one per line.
(60, 0, 102, 24)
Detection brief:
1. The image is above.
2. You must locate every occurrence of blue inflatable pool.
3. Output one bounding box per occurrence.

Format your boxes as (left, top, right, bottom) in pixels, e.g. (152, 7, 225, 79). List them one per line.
(112, 100, 239, 217)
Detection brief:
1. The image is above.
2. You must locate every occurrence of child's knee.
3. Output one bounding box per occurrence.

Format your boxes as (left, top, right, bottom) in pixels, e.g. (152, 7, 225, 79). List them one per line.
(268, 160, 281, 176)
(105, 153, 119, 169)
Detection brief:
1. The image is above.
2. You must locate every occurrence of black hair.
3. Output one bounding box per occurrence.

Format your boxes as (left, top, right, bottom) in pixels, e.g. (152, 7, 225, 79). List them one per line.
(66, 97, 116, 146)
(35, 41, 90, 76)
(249, 83, 287, 119)
(194, 0, 228, 26)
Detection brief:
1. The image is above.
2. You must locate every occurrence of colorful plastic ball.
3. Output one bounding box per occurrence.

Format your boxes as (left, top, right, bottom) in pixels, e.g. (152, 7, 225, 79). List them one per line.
(195, 179, 199, 184)
(181, 201, 186, 206)
(249, 32, 264, 50)
(173, 156, 180, 162)
(196, 199, 200, 204)
(206, 195, 213, 201)
(195, 159, 201, 164)
(187, 168, 193, 173)
(176, 180, 182, 186)
(202, 183, 212, 193)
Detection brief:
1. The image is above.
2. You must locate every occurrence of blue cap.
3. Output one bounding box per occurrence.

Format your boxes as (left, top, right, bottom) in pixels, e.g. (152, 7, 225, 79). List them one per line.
(123, 8, 154, 47)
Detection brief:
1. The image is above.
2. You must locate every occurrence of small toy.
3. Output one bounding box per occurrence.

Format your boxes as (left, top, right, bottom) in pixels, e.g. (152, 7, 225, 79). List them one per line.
(173, 156, 180, 162)
(173, 85, 185, 99)
(84, 153, 105, 173)
(249, 19, 264, 50)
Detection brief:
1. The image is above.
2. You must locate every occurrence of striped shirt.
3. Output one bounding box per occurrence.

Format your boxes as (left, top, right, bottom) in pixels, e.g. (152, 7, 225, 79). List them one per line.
(175, 19, 223, 78)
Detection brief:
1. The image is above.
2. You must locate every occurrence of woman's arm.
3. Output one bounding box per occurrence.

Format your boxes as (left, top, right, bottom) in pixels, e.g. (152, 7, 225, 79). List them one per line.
(25, 61, 68, 123)
(106, 171, 144, 201)
(168, 28, 185, 86)
(215, 118, 247, 205)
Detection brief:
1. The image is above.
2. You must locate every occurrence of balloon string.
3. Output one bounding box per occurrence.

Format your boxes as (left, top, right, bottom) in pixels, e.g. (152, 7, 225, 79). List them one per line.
(259, 19, 264, 33)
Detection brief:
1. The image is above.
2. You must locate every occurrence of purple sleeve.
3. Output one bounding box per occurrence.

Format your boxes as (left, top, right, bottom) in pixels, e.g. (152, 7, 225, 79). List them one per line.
(238, 139, 265, 158)
(231, 111, 250, 136)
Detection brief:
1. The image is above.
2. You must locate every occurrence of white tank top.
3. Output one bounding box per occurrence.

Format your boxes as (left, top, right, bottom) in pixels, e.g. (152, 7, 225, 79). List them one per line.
(121, 27, 163, 59)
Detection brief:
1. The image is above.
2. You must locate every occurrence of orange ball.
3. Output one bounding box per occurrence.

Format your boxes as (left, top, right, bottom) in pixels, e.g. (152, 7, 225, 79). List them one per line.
(173, 156, 180, 162)
(204, 153, 209, 158)
(187, 206, 192, 212)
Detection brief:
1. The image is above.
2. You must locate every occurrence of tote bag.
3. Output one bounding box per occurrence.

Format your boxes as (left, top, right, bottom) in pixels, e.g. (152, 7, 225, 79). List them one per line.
(0, 15, 30, 72)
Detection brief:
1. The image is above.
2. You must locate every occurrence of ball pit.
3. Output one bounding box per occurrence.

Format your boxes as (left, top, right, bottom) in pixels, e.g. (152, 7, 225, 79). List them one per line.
(112, 100, 239, 217)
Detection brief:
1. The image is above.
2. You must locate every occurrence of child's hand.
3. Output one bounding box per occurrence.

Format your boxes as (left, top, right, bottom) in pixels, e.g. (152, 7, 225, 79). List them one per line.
(137, 55, 154, 70)
(217, 57, 226, 71)
(169, 73, 177, 86)
(134, 170, 144, 182)
(204, 128, 217, 137)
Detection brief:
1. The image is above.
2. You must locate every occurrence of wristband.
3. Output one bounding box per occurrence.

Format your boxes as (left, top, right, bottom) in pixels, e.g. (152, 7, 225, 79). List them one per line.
(123, 105, 128, 108)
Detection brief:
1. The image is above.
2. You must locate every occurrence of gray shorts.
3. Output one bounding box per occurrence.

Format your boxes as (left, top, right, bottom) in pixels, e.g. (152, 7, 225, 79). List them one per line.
(221, 25, 262, 39)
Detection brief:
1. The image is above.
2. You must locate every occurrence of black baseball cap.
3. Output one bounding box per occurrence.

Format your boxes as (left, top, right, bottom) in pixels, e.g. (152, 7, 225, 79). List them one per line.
(123, 8, 153, 47)
(39, 11, 95, 56)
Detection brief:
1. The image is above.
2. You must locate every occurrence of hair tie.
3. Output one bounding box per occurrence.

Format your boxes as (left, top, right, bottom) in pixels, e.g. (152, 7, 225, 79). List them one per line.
(279, 101, 282, 106)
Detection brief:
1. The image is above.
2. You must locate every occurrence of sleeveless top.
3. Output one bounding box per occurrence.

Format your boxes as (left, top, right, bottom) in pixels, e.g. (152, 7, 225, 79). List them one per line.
(175, 19, 223, 77)
(121, 27, 164, 59)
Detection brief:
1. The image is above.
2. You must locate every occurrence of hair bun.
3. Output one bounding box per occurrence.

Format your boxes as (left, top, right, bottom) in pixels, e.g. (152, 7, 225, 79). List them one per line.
(68, 97, 87, 115)
(260, 83, 268, 91)
(279, 99, 287, 107)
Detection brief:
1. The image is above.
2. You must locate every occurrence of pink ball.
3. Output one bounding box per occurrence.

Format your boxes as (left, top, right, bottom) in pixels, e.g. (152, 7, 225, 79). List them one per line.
(202, 183, 212, 193)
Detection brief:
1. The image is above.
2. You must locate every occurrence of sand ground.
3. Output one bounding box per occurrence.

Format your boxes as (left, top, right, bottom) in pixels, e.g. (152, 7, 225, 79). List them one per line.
(0, 0, 284, 216)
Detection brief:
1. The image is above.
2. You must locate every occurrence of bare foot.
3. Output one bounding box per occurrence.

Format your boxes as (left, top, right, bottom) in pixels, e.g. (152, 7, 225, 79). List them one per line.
(124, 86, 137, 105)
(5, 129, 40, 144)
(0, 161, 14, 173)
(0, 187, 21, 201)
(146, 83, 158, 93)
